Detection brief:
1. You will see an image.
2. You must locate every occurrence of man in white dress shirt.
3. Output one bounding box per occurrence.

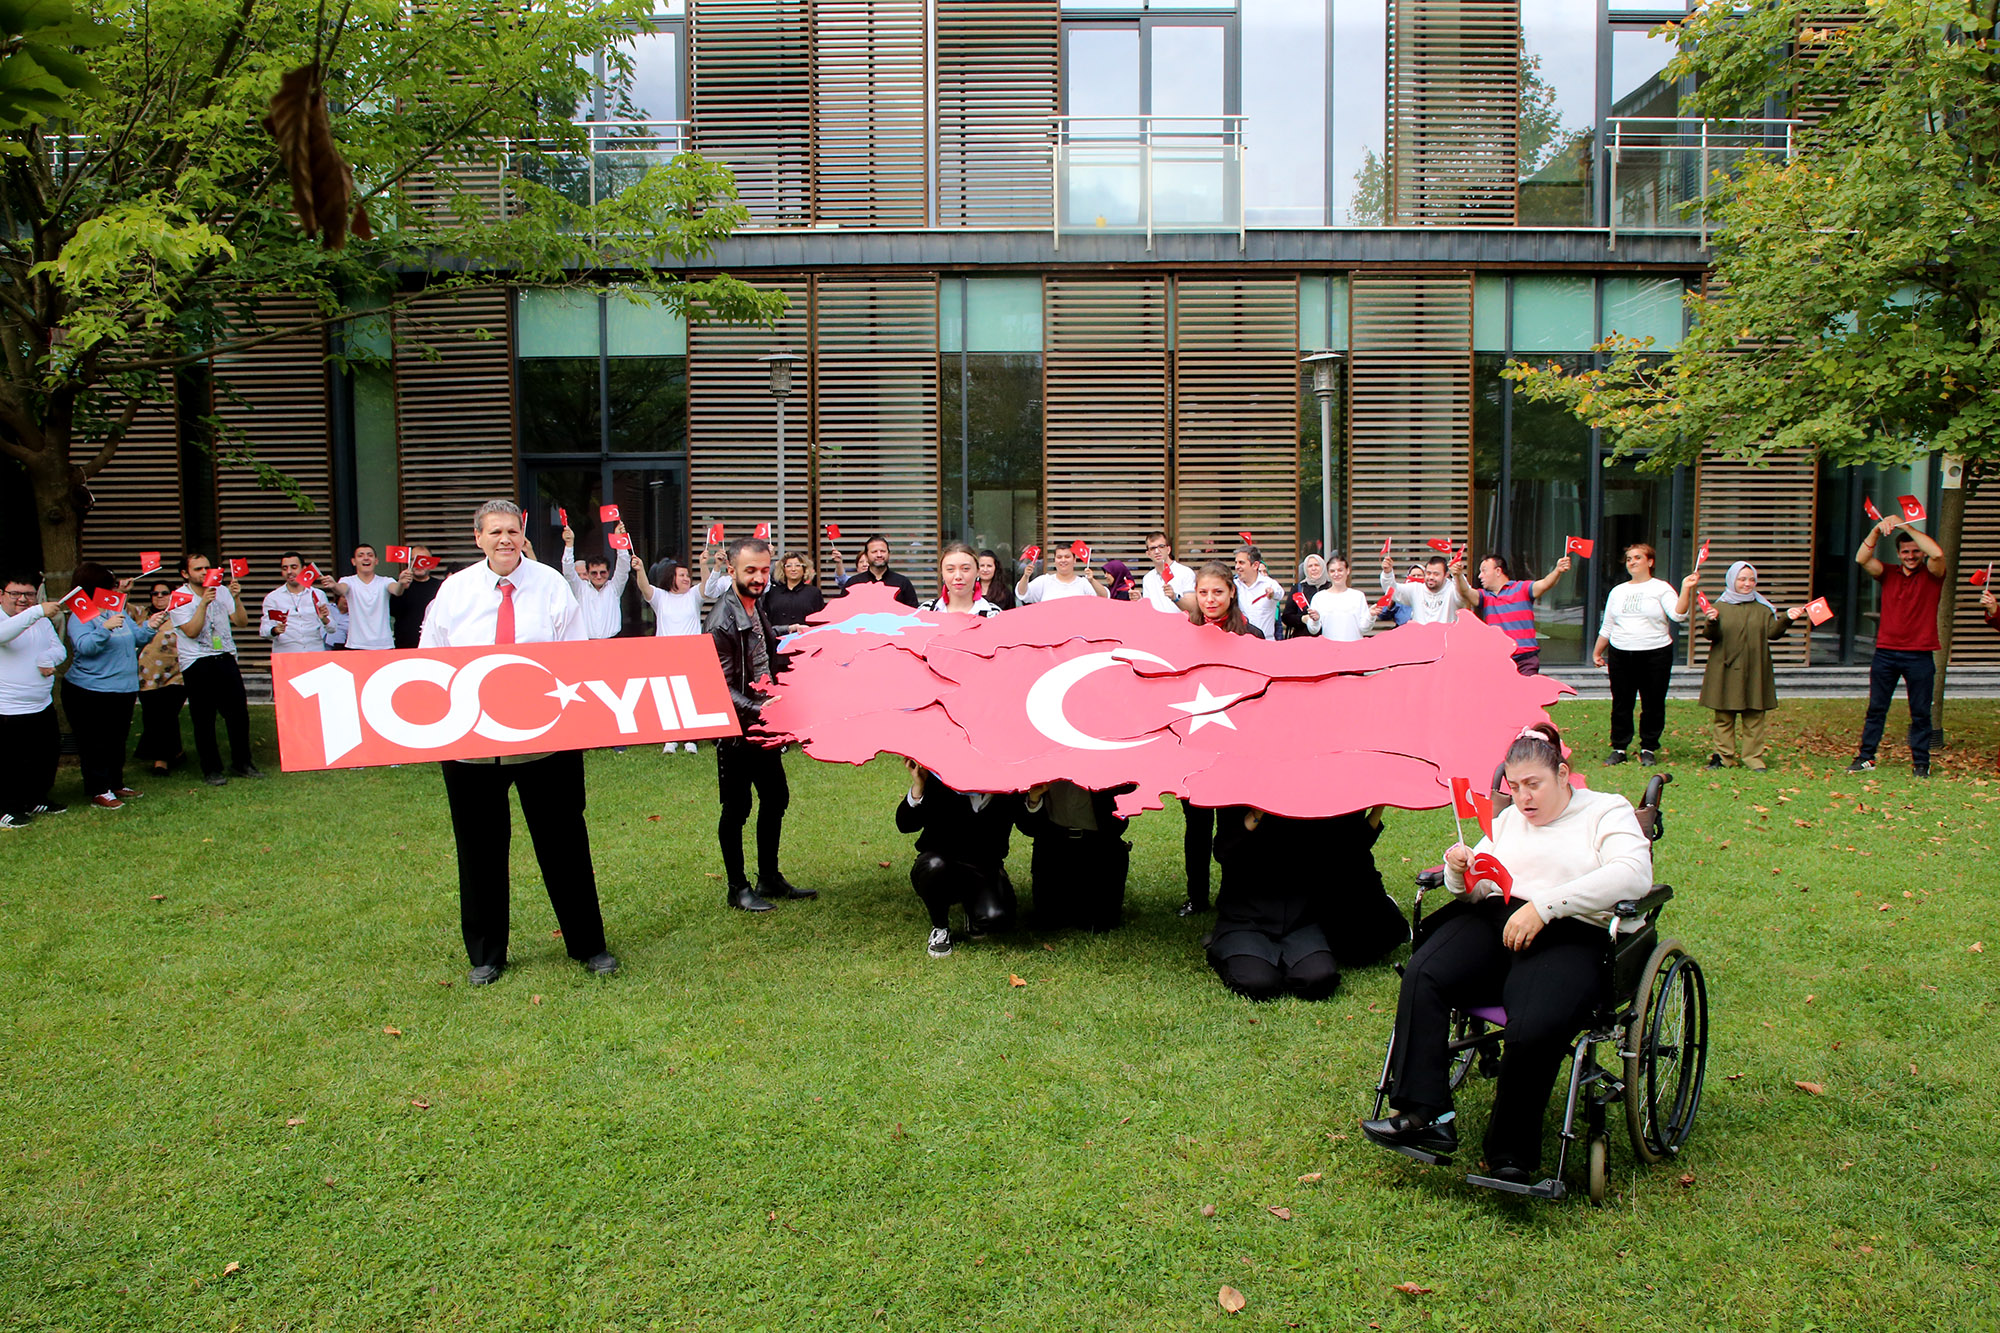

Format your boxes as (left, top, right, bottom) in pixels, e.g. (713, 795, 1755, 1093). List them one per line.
(334, 544, 410, 651)
(420, 500, 618, 985)
(561, 519, 631, 639)
(260, 552, 331, 654)
(1232, 545, 1284, 640)
(1140, 531, 1195, 613)
(171, 552, 261, 785)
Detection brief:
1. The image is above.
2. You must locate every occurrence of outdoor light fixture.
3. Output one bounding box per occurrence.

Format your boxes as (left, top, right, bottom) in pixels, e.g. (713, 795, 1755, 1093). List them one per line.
(1301, 350, 1345, 557)
(758, 349, 799, 552)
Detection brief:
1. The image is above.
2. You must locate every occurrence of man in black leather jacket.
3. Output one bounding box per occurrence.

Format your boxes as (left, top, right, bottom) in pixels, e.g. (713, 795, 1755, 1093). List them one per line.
(707, 537, 813, 912)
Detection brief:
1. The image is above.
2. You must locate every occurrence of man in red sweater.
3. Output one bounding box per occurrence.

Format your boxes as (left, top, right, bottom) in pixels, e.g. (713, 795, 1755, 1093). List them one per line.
(1848, 516, 1947, 778)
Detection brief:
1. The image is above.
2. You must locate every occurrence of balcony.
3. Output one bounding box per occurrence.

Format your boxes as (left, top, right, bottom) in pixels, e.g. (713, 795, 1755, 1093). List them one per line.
(505, 120, 693, 214)
(1606, 118, 1800, 248)
(1053, 115, 1245, 250)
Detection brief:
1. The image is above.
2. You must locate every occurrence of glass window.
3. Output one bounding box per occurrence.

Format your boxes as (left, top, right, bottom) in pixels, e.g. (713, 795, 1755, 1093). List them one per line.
(1506, 354, 1591, 663)
(940, 354, 1044, 566)
(1473, 275, 1508, 352)
(1332, 0, 1387, 224)
(1511, 276, 1595, 352)
(1066, 26, 1142, 121)
(1602, 276, 1684, 350)
(1473, 353, 1506, 557)
(605, 359, 687, 454)
(518, 359, 602, 455)
(1297, 363, 1345, 559)
(605, 292, 687, 356)
(1519, 0, 1596, 225)
(1151, 24, 1226, 117)
(1242, 0, 1329, 226)
(1610, 27, 1680, 119)
(518, 289, 599, 359)
(968, 278, 1044, 353)
(606, 27, 681, 123)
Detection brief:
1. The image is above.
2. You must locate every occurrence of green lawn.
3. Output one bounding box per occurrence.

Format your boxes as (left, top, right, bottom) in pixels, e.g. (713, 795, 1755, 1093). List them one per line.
(3, 698, 1997, 1331)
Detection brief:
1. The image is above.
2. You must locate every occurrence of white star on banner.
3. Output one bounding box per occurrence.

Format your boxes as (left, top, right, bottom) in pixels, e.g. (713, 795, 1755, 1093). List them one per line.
(1169, 682, 1244, 733)
(546, 679, 584, 707)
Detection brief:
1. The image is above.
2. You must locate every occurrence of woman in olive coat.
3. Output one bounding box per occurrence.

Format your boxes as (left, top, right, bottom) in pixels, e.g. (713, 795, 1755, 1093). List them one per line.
(1697, 561, 1806, 771)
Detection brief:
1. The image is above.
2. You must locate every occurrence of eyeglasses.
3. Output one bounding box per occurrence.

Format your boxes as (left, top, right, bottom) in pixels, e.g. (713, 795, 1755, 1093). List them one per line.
(2, 588, 36, 600)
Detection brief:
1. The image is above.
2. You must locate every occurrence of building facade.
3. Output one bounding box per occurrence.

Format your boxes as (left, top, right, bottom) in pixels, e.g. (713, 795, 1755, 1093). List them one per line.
(29, 0, 2000, 683)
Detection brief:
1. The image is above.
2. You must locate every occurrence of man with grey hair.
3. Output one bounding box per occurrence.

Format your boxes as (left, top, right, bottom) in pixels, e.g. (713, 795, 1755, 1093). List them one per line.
(419, 499, 619, 984)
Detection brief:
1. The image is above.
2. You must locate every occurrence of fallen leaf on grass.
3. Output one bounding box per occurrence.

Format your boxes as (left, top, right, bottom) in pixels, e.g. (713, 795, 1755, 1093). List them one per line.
(550, 928, 562, 938)
(382, 1026, 402, 1038)
(1804, 994, 1815, 1003)
(1677, 1173, 1695, 1187)
(704, 872, 722, 880)
(646, 814, 661, 822)
(1267, 1206, 1292, 1220)
(1795, 1081, 1824, 1096)
(1218, 1286, 1246, 1313)
(221, 1261, 241, 1277)
(1859, 1244, 1875, 1255)
(436, 979, 452, 987)
(1008, 974, 1027, 987)
(877, 861, 892, 869)
(1297, 1172, 1323, 1184)
(1725, 1073, 1744, 1081)
(1910, 1063, 1919, 1075)
(285, 1117, 305, 1127)
(410, 1098, 430, 1109)
(1391, 1283, 1432, 1296)
(1200, 1203, 1217, 1218)
(150, 894, 166, 901)
(1972, 942, 1985, 953)
(1043, 943, 1055, 952)
(530, 994, 543, 1006)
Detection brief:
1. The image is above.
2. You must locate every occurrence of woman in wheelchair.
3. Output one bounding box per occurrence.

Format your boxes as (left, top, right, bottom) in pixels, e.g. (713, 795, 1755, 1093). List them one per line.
(1362, 721, 1653, 1186)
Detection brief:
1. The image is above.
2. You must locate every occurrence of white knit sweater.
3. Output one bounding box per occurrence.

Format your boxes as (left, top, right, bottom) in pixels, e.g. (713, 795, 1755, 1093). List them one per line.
(1445, 786, 1654, 931)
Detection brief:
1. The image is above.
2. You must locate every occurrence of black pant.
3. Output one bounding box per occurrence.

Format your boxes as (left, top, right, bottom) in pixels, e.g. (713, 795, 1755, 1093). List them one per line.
(1388, 899, 1605, 1171)
(1858, 648, 1937, 767)
(911, 853, 1017, 933)
(135, 686, 186, 764)
(1211, 949, 1340, 1002)
(182, 654, 252, 776)
(1607, 644, 1675, 752)
(0, 705, 58, 818)
(716, 738, 789, 887)
(440, 751, 606, 970)
(1183, 800, 1218, 907)
(63, 681, 137, 796)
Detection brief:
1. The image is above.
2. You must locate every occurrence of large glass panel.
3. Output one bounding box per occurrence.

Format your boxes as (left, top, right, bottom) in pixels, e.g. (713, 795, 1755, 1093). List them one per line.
(1297, 364, 1346, 559)
(1473, 275, 1508, 352)
(1149, 24, 1230, 226)
(518, 289, 599, 358)
(1603, 276, 1684, 349)
(966, 278, 1044, 353)
(1508, 353, 1591, 663)
(517, 359, 601, 454)
(1519, 0, 1596, 225)
(1610, 27, 1680, 118)
(609, 463, 687, 630)
(1063, 26, 1144, 226)
(605, 292, 687, 356)
(1511, 276, 1595, 352)
(940, 354, 1043, 567)
(1150, 24, 1224, 117)
(1332, 0, 1387, 224)
(605, 357, 687, 454)
(606, 28, 681, 123)
(525, 465, 601, 574)
(1242, 0, 1328, 225)
(1296, 275, 1348, 350)
(1473, 353, 1506, 558)
(1598, 452, 1678, 624)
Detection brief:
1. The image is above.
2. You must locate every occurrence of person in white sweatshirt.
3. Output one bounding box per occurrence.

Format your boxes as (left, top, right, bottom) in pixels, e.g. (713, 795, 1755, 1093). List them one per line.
(1362, 720, 1651, 1184)
(1303, 556, 1374, 642)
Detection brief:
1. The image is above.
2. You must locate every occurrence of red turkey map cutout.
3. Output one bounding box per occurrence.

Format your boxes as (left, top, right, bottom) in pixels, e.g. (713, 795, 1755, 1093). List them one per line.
(759, 587, 1572, 820)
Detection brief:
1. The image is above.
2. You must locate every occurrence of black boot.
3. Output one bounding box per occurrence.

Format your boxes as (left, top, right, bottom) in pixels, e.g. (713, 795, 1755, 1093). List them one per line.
(727, 883, 775, 912)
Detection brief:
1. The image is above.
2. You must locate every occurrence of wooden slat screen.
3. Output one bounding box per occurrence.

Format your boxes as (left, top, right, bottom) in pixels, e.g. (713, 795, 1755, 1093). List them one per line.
(1386, 0, 1519, 224)
(1173, 279, 1300, 576)
(687, 277, 813, 572)
(1690, 452, 1818, 667)
(210, 302, 335, 680)
(80, 377, 183, 578)
(813, 277, 938, 585)
(936, 0, 1057, 228)
(1348, 271, 1472, 568)
(1044, 278, 1169, 567)
(813, 0, 929, 226)
(1794, 11, 1874, 127)
(1948, 478, 2000, 666)
(690, 0, 813, 225)
(395, 290, 516, 569)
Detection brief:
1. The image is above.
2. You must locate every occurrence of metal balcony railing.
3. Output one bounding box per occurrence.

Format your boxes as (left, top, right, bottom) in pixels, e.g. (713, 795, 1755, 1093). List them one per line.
(1052, 114, 1246, 251)
(503, 120, 692, 215)
(1606, 117, 1801, 249)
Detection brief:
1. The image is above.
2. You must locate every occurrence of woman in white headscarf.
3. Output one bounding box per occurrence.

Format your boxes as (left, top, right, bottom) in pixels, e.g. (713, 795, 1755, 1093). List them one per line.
(1695, 560, 1805, 772)
(1280, 553, 1332, 638)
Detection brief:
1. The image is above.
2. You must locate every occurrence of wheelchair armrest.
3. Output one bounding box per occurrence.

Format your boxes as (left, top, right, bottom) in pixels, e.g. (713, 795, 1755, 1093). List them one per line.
(1614, 885, 1673, 920)
(1416, 866, 1447, 890)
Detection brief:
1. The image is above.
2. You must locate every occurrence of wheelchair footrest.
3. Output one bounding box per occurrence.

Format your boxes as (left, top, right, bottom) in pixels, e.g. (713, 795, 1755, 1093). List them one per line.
(1465, 1172, 1567, 1201)
(1379, 1141, 1452, 1167)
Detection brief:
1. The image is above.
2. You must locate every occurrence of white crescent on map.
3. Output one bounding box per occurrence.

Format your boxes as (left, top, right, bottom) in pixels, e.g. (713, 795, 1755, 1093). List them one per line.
(1022, 648, 1174, 751)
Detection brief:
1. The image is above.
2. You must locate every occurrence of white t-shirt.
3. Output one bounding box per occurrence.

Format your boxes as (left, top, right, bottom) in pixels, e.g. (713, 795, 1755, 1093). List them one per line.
(1305, 587, 1373, 642)
(1236, 575, 1283, 640)
(339, 572, 395, 650)
(1382, 574, 1462, 625)
(1019, 573, 1100, 604)
(170, 583, 240, 669)
(1600, 577, 1688, 652)
(647, 586, 705, 637)
(1141, 562, 1195, 613)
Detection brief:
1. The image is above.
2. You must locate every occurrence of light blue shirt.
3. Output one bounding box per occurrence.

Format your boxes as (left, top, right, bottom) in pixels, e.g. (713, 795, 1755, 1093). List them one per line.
(64, 610, 153, 693)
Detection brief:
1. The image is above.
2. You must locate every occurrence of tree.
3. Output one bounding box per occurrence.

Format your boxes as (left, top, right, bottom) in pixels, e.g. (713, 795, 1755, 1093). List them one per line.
(3, 0, 786, 590)
(1506, 0, 2000, 715)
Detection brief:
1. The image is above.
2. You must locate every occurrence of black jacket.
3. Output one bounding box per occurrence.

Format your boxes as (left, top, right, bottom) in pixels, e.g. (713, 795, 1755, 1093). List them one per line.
(894, 779, 1018, 868)
(1279, 580, 1322, 638)
(763, 579, 826, 634)
(706, 588, 781, 729)
(845, 567, 919, 606)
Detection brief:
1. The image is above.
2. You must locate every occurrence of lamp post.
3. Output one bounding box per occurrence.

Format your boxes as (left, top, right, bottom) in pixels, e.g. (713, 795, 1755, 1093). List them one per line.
(1301, 350, 1344, 556)
(758, 349, 798, 554)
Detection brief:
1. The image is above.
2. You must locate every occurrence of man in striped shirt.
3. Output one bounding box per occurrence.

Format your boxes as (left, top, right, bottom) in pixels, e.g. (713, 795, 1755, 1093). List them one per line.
(1459, 552, 1572, 675)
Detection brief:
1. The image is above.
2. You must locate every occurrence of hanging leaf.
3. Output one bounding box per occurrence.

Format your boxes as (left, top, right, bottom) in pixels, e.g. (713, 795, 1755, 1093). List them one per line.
(262, 65, 370, 249)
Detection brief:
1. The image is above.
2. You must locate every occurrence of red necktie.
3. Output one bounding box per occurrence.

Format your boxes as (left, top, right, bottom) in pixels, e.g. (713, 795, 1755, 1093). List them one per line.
(495, 579, 516, 644)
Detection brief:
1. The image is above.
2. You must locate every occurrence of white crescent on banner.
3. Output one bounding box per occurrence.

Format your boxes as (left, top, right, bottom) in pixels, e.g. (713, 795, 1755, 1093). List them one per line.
(1022, 649, 1173, 751)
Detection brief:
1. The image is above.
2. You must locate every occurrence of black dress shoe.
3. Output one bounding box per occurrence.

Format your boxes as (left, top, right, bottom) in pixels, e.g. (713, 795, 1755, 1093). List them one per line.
(1639, 750, 1658, 766)
(1605, 749, 1628, 766)
(1484, 1162, 1533, 1186)
(1361, 1110, 1459, 1160)
(728, 884, 776, 912)
(232, 765, 267, 780)
(468, 963, 503, 985)
(584, 951, 619, 976)
(757, 876, 817, 900)
(1704, 754, 1723, 770)
(204, 773, 228, 787)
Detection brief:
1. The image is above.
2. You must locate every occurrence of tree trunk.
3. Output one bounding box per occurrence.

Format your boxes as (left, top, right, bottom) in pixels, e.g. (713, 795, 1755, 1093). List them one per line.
(22, 423, 82, 599)
(1933, 453, 1970, 747)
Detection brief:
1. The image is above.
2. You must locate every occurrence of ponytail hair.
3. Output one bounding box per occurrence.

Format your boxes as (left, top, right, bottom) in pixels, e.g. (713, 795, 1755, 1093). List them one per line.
(1504, 721, 1565, 774)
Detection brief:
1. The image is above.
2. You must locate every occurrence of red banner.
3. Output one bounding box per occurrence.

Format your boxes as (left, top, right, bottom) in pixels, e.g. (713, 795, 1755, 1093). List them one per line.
(272, 636, 741, 771)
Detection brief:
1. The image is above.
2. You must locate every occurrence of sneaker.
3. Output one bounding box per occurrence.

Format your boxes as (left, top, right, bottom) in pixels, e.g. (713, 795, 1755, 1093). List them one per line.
(612, 747, 627, 755)
(113, 787, 143, 799)
(1846, 757, 1875, 774)
(926, 927, 953, 957)
(29, 801, 66, 815)
(1913, 764, 1931, 779)
(232, 765, 267, 780)
(203, 773, 228, 787)
(1605, 750, 1628, 766)
(684, 742, 698, 754)
(1639, 750, 1658, 766)
(89, 793, 125, 810)
(584, 950, 620, 976)
(0, 812, 30, 830)
(662, 743, 676, 755)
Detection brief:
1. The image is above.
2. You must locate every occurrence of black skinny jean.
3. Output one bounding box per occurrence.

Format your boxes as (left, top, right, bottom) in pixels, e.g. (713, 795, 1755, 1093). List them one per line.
(1606, 644, 1675, 753)
(1183, 800, 1219, 907)
(0, 704, 59, 817)
(62, 681, 137, 796)
(716, 738, 789, 887)
(182, 654, 253, 776)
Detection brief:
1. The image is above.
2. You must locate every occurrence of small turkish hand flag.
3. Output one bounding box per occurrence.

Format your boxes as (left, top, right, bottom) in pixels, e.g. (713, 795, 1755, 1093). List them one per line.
(169, 590, 194, 609)
(1470, 790, 1494, 841)
(138, 551, 162, 574)
(1450, 776, 1477, 819)
(1470, 850, 1514, 902)
(1379, 537, 1392, 559)
(706, 523, 724, 546)
(1805, 596, 1833, 626)
(413, 554, 440, 572)
(92, 588, 125, 614)
(300, 565, 320, 587)
(600, 504, 620, 523)
(559, 507, 569, 527)
(1426, 538, 1453, 554)
(227, 558, 249, 579)
(1565, 536, 1594, 559)
(203, 568, 225, 588)
(1238, 530, 1255, 545)
(1071, 541, 1091, 562)
(1292, 591, 1309, 611)
(1973, 564, 1991, 588)
(386, 545, 410, 563)
(1373, 588, 1395, 612)
(1696, 538, 1710, 568)
(268, 608, 288, 624)
(608, 532, 631, 551)
(1863, 497, 1882, 523)
(753, 522, 770, 540)
(1696, 591, 1715, 615)
(1898, 494, 1925, 523)
(61, 587, 99, 620)
(1021, 545, 1041, 564)
(825, 523, 841, 542)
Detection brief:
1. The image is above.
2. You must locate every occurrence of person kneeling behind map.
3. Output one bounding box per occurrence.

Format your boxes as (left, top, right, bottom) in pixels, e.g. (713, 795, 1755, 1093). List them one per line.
(1017, 779, 1132, 933)
(898, 759, 1021, 958)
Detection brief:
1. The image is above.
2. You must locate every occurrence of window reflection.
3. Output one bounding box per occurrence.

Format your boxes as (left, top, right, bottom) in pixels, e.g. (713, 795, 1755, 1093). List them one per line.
(1519, 0, 1596, 225)
(1332, 0, 1386, 224)
(1243, 0, 1329, 226)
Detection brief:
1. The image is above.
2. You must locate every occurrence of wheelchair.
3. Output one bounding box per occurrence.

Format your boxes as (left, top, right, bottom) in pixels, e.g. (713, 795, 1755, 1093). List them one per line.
(1368, 772, 1709, 1203)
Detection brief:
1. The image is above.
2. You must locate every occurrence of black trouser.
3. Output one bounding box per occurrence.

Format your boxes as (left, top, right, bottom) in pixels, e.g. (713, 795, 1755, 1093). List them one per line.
(1858, 648, 1937, 768)
(1607, 644, 1676, 752)
(135, 686, 186, 764)
(911, 853, 1017, 934)
(716, 738, 789, 887)
(1388, 898, 1605, 1171)
(1211, 948, 1340, 1002)
(440, 751, 606, 970)
(0, 704, 58, 818)
(1183, 800, 1218, 907)
(182, 654, 253, 776)
(63, 681, 137, 796)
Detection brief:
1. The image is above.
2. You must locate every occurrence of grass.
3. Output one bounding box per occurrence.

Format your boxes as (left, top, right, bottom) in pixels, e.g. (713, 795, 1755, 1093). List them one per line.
(2, 696, 1998, 1331)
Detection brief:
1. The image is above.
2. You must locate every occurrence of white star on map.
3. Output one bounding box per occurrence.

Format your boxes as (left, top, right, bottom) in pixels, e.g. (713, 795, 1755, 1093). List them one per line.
(546, 679, 584, 707)
(1169, 682, 1244, 733)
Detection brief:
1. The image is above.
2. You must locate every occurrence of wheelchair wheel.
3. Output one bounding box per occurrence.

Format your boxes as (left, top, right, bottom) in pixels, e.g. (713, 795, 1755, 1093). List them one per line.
(1586, 1134, 1609, 1206)
(1623, 939, 1709, 1163)
(1447, 1012, 1492, 1092)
